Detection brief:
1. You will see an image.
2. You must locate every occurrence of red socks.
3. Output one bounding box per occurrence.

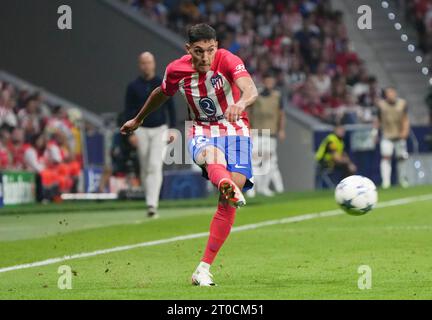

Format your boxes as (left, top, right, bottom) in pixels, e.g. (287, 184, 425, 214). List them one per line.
(202, 201, 237, 265)
(202, 164, 236, 265)
(207, 164, 231, 188)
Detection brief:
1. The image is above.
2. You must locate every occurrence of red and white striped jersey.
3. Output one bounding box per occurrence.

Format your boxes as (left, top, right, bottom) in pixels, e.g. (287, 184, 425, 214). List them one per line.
(161, 49, 252, 138)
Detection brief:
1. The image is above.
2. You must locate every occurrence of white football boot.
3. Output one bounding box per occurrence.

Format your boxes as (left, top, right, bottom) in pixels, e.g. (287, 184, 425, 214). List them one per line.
(218, 178, 246, 208)
(191, 263, 216, 287)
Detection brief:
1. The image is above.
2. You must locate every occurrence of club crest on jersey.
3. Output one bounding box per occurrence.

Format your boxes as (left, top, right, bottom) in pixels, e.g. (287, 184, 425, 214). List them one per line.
(199, 97, 217, 117)
(210, 74, 224, 90)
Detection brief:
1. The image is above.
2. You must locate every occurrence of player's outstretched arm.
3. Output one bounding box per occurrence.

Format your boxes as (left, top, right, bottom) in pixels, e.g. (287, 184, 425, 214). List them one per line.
(225, 77, 258, 123)
(120, 86, 170, 135)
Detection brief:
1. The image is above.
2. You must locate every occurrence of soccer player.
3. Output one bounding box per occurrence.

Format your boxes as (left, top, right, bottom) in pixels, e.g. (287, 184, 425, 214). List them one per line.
(120, 24, 258, 286)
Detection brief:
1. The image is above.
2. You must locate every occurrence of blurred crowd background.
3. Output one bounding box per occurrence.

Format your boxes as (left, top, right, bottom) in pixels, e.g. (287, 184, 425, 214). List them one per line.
(1, 0, 432, 204)
(125, 0, 382, 124)
(124, 0, 432, 122)
(408, 0, 432, 64)
(0, 81, 83, 201)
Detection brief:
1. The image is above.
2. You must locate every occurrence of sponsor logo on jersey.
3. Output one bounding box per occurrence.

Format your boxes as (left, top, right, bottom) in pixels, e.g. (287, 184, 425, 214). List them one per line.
(199, 97, 217, 117)
(234, 64, 246, 75)
(193, 136, 210, 149)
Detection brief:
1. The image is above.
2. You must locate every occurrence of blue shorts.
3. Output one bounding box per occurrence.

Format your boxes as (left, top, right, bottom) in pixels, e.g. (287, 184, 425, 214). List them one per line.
(188, 135, 254, 191)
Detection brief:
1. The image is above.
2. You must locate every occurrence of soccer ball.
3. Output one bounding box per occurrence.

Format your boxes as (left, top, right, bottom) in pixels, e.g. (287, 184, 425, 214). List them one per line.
(335, 175, 378, 216)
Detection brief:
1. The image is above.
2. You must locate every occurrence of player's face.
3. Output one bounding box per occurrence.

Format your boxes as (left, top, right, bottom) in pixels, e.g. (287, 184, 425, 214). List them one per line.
(187, 40, 218, 73)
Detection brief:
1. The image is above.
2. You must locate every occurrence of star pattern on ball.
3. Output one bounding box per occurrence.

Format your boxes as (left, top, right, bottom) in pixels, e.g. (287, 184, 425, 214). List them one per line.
(342, 199, 355, 210)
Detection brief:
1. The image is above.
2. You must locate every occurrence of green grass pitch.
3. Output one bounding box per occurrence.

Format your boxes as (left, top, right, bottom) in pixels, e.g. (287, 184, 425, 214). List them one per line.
(1, 185, 432, 300)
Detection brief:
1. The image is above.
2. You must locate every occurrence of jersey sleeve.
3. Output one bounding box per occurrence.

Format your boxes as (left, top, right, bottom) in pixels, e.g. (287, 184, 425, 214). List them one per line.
(222, 52, 251, 81)
(161, 63, 180, 97)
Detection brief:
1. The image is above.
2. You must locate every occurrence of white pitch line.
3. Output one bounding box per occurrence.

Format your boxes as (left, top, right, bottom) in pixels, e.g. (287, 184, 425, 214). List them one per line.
(1, 193, 432, 274)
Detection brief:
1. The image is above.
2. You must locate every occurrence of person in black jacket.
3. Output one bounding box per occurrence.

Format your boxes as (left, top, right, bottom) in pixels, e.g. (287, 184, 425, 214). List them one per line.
(124, 52, 177, 218)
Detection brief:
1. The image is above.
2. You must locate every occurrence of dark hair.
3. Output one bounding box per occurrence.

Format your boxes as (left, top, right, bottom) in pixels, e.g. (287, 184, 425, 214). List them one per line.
(263, 72, 275, 79)
(52, 105, 63, 115)
(188, 24, 217, 44)
(29, 132, 44, 147)
(24, 95, 38, 107)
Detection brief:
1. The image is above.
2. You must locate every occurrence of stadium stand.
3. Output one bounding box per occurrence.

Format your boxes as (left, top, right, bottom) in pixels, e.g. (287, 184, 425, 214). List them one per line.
(123, 0, 380, 125)
(405, 0, 432, 122)
(2, 1, 430, 197)
(406, 0, 432, 66)
(0, 71, 103, 203)
(335, 0, 431, 125)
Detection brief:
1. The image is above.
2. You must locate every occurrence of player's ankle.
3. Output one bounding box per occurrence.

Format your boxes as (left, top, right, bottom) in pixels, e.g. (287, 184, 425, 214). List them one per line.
(198, 261, 211, 271)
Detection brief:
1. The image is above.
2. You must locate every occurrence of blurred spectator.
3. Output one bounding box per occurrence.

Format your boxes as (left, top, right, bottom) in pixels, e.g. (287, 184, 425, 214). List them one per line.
(198, 0, 225, 17)
(45, 105, 75, 154)
(0, 79, 85, 202)
(127, 0, 169, 25)
(315, 124, 357, 187)
(18, 95, 44, 138)
(337, 93, 364, 124)
(359, 76, 380, 108)
(284, 56, 307, 97)
(310, 62, 331, 97)
(98, 113, 140, 194)
(0, 128, 11, 169)
(352, 70, 370, 101)
(8, 128, 26, 170)
(0, 89, 18, 128)
(248, 73, 286, 197)
(335, 40, 359, 74)
(375, 87, 410, 189)
(112, 123, 140, 178)
(327, 76, 348, 110)
(292, 77, 325, 120)
(23, 133, 60, 202)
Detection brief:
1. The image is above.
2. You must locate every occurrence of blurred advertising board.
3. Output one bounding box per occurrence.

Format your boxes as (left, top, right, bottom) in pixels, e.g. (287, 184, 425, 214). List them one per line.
(0, 171, 36, 207)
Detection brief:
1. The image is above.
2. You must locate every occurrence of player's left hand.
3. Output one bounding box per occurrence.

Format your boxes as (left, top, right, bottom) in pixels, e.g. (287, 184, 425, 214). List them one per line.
(225, 102, 246, 123)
